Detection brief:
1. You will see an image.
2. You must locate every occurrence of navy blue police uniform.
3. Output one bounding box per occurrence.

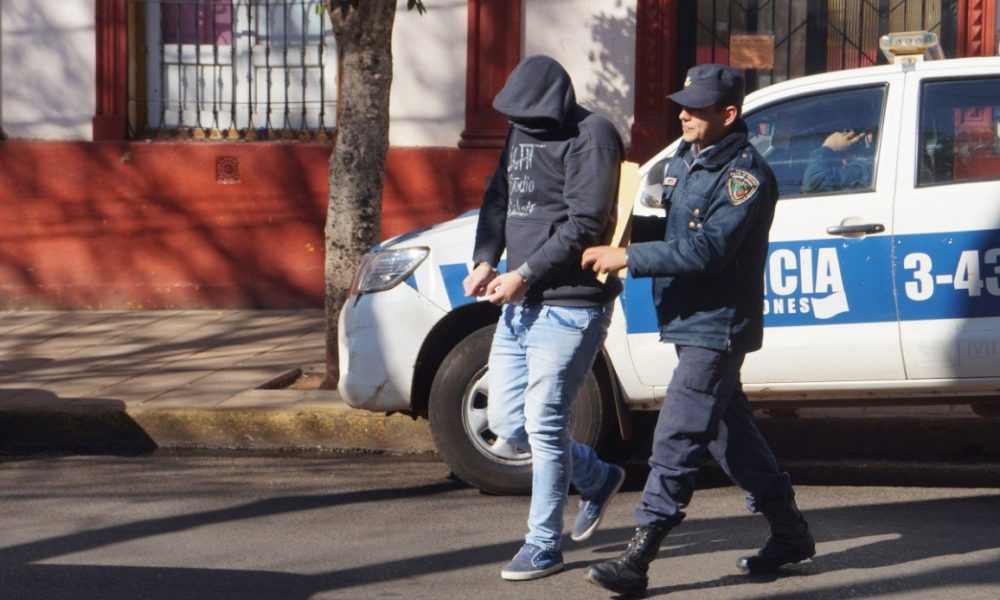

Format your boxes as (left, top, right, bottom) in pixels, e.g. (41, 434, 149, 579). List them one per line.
(585, 64, 815, 597)
(626, 117, 792, 530)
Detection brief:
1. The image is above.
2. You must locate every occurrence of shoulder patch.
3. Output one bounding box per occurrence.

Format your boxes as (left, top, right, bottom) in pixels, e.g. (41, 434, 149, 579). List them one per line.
(727, 169, 759, 205)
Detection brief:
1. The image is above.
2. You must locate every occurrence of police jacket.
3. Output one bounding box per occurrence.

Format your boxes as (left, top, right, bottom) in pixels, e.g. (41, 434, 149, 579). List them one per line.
(802, 146, 874, 193)
(473, 55, 624, 307)
(626, 120, 778, 353)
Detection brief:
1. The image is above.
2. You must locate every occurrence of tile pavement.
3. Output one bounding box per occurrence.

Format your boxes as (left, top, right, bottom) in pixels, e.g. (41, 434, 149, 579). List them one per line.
(0, 310, 434, 453)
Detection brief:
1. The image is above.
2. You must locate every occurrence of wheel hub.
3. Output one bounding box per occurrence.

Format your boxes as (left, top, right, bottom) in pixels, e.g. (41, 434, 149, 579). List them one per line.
(460, 368, 532, 465)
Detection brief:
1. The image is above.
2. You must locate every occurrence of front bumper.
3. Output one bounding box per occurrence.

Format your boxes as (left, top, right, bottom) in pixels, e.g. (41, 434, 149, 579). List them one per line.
(338, 284, 447, 412)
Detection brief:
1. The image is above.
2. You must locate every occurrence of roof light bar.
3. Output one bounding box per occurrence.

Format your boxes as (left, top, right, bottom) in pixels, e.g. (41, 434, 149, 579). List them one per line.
(879, 31, 945, 65)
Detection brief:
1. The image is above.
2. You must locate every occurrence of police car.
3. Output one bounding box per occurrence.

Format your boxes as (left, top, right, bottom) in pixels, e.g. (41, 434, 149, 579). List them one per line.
(339, 33, 1000, 494)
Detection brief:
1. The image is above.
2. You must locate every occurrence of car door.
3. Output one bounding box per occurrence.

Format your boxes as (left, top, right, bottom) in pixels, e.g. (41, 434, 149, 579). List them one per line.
(893, 64, 1000, 384)
(624, 72, 907, 392)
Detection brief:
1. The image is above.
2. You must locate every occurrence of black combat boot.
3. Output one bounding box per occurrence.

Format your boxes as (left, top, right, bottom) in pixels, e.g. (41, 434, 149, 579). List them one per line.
(737, 497, 815, 574)
(585, 526, 669, 597)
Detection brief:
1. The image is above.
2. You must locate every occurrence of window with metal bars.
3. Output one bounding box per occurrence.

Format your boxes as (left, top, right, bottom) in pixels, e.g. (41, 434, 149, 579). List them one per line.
(680, 0, 959, 95)
(127, 0, 337, 140)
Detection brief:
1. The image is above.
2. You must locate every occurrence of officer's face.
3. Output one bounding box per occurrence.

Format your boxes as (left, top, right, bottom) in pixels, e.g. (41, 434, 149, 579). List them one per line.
(678, 104, 737, 147)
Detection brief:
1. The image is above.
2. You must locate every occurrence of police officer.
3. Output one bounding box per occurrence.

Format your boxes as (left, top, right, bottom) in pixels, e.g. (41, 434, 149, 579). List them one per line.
(802, 125, 876, 193)
(581, 64, 815, 596)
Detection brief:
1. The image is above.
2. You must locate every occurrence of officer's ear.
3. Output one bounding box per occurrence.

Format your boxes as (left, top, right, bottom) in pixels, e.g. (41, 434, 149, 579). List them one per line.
(721, 104, 740, 127)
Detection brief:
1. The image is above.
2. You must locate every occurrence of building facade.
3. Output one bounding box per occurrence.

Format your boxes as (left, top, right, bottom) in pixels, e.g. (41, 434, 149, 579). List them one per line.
(1, 0, 996, 309)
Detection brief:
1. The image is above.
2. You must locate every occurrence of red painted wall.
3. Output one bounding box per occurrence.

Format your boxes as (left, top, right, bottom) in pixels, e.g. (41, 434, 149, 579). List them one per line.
(0, 141, 497, 309)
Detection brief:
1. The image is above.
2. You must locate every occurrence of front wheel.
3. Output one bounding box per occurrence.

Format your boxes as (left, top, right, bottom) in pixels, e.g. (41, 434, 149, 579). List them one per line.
(428, 324, 614, 495)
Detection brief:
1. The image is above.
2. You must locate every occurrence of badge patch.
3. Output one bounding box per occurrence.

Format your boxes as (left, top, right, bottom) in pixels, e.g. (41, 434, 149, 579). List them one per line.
(663, 176, 678, 187)
(727, 170, 759, 205)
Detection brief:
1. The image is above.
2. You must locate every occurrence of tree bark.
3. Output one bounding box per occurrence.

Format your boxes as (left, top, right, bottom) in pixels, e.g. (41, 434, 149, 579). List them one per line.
(322, 0, 397, 389)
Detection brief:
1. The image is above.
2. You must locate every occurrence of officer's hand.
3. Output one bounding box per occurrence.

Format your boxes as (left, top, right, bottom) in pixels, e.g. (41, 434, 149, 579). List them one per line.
(822, 130, 864, 152)
(582, 246, 628, 274)
(485, 272, 527, 305)
(463, 262, 497, 297)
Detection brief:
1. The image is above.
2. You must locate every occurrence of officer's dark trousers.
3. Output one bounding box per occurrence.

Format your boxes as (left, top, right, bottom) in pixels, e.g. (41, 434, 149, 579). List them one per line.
(635, 344, 793, 530)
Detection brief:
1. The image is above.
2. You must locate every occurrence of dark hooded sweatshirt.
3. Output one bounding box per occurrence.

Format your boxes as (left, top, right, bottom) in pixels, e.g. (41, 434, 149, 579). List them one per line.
(472, 55, 624, 307)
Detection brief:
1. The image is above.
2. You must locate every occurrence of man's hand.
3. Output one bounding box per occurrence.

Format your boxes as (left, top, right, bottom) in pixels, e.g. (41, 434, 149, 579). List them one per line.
(582, 246, 628, 275)
(463, 262, 497, 297)
(822, 130, 865, 152)
(485, 272, 528, 305)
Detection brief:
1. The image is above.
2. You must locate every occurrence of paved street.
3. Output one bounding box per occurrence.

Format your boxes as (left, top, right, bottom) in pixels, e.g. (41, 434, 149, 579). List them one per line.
(2, 453, 998, 600)
(2, 311, 999, 599)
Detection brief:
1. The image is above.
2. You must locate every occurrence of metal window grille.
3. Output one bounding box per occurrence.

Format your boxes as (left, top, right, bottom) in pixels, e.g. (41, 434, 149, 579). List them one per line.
(127, 0, 337, 141)
(686, 0, 958, 94)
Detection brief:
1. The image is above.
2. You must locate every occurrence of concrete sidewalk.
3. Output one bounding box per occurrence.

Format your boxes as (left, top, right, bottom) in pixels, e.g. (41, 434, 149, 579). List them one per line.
(0, 310, 434, 454)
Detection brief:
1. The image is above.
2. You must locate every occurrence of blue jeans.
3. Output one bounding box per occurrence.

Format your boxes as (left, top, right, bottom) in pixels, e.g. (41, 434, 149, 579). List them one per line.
(488, 302, 614, 551)
(636, 344, 793, 530)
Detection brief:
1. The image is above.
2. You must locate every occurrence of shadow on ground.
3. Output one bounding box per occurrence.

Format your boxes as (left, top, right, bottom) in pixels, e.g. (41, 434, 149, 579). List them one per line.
(0, 390, 156, 454)
(0, 463, 997, 599)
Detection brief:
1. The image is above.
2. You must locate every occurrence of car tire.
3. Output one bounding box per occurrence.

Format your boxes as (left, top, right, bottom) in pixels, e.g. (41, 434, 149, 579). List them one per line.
(428, 323, 613, 495)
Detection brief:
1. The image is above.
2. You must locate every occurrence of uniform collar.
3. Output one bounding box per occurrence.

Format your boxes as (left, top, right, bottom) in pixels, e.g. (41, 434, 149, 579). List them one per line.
(678, 120, 749, 170)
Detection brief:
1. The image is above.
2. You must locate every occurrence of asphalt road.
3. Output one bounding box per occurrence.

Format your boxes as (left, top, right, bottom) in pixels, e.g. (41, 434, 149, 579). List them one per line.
(2, 450, 999, 600)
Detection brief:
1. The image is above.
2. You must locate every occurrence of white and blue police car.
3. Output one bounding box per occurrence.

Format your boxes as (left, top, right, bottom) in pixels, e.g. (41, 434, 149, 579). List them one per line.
(339, 33, 1000, 494)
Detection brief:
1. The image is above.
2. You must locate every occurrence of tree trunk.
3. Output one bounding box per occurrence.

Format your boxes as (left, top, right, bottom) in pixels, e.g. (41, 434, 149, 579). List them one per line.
(322, 1, 397, 389)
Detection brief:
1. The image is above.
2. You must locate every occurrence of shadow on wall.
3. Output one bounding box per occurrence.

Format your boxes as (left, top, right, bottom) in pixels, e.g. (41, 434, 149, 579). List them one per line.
(0, 140, 503, 310)
(382, 147, 499, 236)
(0, 1, 499, 310)
(1, 2, 96, 138)
(0, 141, 330, 310)
(586, 5, 637, 145)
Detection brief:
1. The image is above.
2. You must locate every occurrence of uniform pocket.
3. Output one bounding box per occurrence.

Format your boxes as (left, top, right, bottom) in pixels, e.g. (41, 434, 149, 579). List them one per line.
(673, 346, 725, 394)
(685, 193, 711, 229)
(663, 346, 727, 438)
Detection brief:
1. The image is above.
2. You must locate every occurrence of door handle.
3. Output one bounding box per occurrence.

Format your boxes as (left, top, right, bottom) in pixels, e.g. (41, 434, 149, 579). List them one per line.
(826, 223, 885, 237)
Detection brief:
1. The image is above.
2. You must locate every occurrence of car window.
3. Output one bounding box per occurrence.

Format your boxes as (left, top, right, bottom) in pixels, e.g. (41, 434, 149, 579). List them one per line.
(745, 86, 887, 199)
(918, 77, 1000, 187)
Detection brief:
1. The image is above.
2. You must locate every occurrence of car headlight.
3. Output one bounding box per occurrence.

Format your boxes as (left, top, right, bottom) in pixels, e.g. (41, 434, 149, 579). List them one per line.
(350, 247, 429, 295)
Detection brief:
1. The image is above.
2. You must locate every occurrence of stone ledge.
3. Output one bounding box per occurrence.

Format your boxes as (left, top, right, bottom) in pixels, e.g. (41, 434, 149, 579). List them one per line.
(0, 402, 435, 455)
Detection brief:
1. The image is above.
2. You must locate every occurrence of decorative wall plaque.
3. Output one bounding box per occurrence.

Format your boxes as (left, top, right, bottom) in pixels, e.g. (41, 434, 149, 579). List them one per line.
(216, 156, 240, 184)
(730, 34, 775, 69)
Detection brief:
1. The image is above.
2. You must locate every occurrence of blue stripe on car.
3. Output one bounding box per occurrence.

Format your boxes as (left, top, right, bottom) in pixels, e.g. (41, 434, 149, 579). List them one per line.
(440, 263, 475, 308)
(438, 229, 1000, 332)
(439, 260, 508, 309)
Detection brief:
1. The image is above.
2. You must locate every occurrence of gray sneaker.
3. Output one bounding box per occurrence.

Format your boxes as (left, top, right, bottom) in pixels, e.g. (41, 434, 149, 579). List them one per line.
(571, 464, 625, 541)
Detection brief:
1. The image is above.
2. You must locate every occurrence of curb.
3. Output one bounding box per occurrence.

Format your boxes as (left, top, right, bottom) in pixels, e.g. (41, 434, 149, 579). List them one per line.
(0, 397, 436, 455)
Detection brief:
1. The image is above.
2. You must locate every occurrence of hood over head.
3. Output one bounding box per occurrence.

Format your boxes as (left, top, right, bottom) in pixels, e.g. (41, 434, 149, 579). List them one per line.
(492, 55, 578, 132)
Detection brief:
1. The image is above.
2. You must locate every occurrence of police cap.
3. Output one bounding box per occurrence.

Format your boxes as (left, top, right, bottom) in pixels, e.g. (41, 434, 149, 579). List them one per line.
(668, 64, 745, 109)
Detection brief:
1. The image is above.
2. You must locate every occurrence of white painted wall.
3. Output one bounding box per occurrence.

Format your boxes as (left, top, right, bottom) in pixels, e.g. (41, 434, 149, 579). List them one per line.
(525, 0, 636, 144)
(389, 0, 638, 147)
(1, 0, 96, 140)
(0, 0, 637, 146)
(389, 0, 467, 147)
